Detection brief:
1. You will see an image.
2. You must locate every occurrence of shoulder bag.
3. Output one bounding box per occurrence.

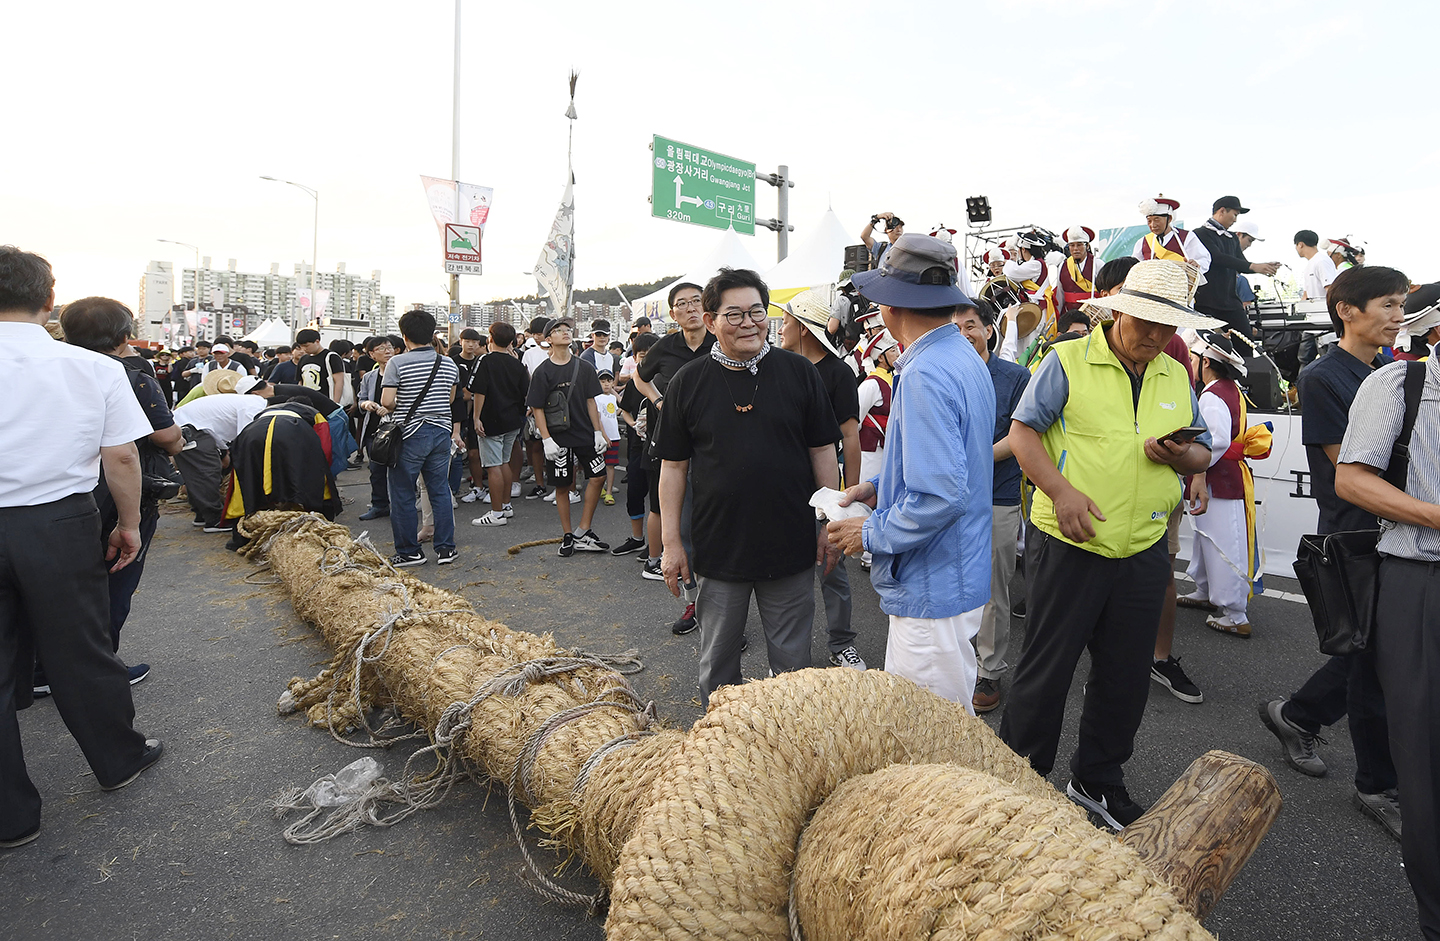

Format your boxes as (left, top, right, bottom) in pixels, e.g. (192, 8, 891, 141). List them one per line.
(542, 356, 582, 435)
(368, 354, 443, 468)
(1293, 361, 1426, 654)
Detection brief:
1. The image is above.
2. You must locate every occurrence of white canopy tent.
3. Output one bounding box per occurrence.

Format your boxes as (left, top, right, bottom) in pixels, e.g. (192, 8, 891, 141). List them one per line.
(629, 226, 765, 322)
(762, 209, 854, 292)
(241, 318, 292, 346)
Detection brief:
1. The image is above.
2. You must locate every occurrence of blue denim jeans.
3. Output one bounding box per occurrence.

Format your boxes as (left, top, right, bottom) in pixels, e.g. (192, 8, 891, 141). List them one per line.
(387, 423, 455, 556)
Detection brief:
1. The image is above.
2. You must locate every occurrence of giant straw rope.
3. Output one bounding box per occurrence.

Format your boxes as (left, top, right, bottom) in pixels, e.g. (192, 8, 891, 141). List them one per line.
(242, 511, 1214, 939)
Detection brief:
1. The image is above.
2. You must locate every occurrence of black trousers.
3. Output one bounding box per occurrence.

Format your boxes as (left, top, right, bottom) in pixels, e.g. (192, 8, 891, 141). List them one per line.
(172, 429, 224, 526)
(1375, 556, 1440, 940)
(1283, 648, 1396, 794)
(0, 494, 148, 839)
(1000, 528, 1170, 786)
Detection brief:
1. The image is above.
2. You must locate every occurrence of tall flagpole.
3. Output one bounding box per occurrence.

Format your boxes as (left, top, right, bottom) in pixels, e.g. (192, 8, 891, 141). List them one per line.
(448, 0, 462, 342)
(565, 70, 578, 319)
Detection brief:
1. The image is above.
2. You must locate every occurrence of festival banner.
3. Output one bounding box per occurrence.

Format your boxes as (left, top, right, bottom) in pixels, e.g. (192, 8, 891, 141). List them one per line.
(420, 176, 493, 237)
(534, 177, 575, 316)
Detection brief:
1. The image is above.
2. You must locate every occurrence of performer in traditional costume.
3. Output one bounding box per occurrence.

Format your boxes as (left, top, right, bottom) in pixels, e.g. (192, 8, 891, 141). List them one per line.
(1179, 331, 1271, 637)
(983, 248, 1009, 278)
(1002, 231, 1052, 306)
(222, 396, 342, 526)
(1131, 195, 1212, 277)
(1055, 226, 1100, 316)
(857, 329, 898, 489)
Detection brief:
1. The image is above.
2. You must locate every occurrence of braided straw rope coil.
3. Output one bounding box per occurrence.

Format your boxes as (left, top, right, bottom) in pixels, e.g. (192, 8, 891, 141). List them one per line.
(793, 764, 1211, 941)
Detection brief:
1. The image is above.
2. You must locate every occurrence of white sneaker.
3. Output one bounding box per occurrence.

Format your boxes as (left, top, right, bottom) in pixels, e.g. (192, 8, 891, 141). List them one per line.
(472, 511, 508, 527)
(542, 490, 556, 503)
(500, 503, 515, 518)
(543, 490, 582, 504)
(828, 646, 867, 670)
(459, 486, 484, 504)
(510, 482, 522, 498)
(481, 489, 492, 504)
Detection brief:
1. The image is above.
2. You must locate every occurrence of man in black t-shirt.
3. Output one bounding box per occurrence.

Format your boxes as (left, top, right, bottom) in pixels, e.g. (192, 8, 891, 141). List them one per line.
(295, 330, 348, 404)
(469, 322, 529, 527)
(1259, 266, 1406, 840)
(524, 319, 609, 556)
(656, 269, 841, 706)
(453, 328, 487, 501)
(779, 289, 865, 671)
(613, 332, 660, 557)
(630, 281, 714, 631)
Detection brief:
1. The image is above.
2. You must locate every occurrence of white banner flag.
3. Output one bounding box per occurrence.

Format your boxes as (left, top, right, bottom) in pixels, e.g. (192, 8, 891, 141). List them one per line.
(534, 177, 574, 316)
(420, 176, 493, 237)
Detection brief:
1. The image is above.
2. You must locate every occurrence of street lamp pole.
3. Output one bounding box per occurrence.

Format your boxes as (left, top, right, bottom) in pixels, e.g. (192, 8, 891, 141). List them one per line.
(448, 0, 462, 343)
(260, 176, 319, 331)
(157, 238, 200, 343)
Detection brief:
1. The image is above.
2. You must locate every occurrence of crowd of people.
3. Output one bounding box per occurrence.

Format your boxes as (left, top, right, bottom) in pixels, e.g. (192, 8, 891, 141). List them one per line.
(3, 216, 1438, 939)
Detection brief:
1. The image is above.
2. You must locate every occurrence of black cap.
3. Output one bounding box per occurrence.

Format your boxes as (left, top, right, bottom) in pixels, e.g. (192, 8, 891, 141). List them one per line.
(1212, 196, 1250, 214)
(1404, 282, 1440, 315)
(596, 369, 614, 380)
(544, 318, 575, 337)
(528, 316, 550, 334)
(591, 319, 611, 335)
(459, 328, 482, 341)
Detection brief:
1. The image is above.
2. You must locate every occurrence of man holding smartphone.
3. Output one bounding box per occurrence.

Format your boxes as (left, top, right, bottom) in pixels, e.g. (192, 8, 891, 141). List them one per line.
(1000, 260, 1218, 831)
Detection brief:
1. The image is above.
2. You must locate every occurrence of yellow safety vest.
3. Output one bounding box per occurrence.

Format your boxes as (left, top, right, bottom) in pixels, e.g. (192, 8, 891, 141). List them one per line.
(1030, 327, 1195, 559)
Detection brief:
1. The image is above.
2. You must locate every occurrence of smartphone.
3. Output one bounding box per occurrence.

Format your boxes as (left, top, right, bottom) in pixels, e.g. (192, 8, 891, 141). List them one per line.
(1159, 426, 1207, 446)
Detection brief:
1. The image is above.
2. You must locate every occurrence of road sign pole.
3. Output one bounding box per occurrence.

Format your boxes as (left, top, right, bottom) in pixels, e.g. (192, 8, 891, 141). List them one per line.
(757, 165, 796, 262)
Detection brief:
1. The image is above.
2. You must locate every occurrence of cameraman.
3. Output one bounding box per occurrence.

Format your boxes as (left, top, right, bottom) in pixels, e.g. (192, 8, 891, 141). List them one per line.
(860, 212, 904, 267)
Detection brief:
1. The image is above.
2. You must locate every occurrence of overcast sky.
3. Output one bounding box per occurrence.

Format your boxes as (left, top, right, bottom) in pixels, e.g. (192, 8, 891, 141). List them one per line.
(5, 0, 1436, 311)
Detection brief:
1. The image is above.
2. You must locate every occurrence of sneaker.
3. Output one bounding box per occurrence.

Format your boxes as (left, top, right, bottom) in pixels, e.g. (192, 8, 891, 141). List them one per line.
(436, 547, 457, 565)
(525, 485, 548, 500)
(1207, 615, 1251, 638)
(358, 506, 390, 521)
(500, 503, 514, 518)
(389, 551, 426, 568)
(573, 530, 609, 552)
(611, 536, 647, 556)
(472, 511, 508, 527)
(192, 514, 206, 527)
(641, 558, 665, 581)
(1258, 699, 1326, 776)
(520, 466, 535, 482)
(972, 676, 1001, 713)
(202, 522, 234, 533)
(1012, 597, 1026, 619)
(101, 739, 164, 791)
(828, 646, 867, 671)
(671, 603, 697, 635)
(602, 490, 615, 506)
(0, 825, 40, 849)
(31, 681, 50, 699)
(127, 663, 151, 686)
(510, 482, 522, 498)
(558, 533, 576, 557)
(1150, 656, 1203, 703)
(1066, 778, 1145, 831)
(1353, 788, 1402, 841)
(459, 486, 484, 503)
(740, 633, 748, 652)
(545, 489, 582, 504)
(481, 489, 492, 504)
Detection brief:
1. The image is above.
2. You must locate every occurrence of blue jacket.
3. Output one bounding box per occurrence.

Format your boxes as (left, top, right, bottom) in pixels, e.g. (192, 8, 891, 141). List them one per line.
(863, 324, 995, 618)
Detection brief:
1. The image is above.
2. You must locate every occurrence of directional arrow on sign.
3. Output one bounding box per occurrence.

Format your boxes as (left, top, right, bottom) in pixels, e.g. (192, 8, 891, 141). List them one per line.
(673, 175, 703, 209)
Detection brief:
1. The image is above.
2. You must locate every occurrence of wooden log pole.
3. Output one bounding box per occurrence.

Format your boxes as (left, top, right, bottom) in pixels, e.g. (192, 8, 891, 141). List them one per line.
(1118, 749, 1283, 921)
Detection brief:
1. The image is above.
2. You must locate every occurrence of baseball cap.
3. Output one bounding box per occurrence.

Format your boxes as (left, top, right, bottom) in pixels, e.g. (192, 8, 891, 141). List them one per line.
(1212, 196, 1250, 214)
(211, 343, 231, 354)
(1233, 219, 1263, 240)
(849, 234, 973, 309)
(591, 319, 611, 335)
(544, 318, 574, 337)
(237, 376, 266, 394)
(596, 369, 614, 380)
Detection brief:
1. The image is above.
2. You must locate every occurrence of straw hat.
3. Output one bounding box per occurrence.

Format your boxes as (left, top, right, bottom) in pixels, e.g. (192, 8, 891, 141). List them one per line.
(785, 289, 842, 358)
(202, 368, 242, 395)
(1139, 195, 1181, 218)
(1064, 225, 1095, 245)
(1081, 260, 1223, 329)
(996, 302, 1043, 341)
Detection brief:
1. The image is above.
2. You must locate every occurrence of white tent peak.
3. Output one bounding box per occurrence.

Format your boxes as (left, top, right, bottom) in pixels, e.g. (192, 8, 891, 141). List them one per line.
(763, 209, 853, 291)
(629, 227, 765, 322)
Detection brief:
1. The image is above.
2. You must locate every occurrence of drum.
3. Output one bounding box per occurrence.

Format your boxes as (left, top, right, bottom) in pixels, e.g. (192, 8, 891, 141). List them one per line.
(980, 276, 1028, 312)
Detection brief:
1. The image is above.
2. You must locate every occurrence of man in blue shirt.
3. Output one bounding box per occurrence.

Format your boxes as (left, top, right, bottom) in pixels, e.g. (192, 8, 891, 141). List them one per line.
(951, 301, 1030, 714)
(828, 235, 995, 709)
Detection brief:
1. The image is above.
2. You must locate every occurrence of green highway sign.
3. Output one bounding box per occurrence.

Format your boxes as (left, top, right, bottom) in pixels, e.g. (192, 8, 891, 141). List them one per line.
(651, 135, 755, 235)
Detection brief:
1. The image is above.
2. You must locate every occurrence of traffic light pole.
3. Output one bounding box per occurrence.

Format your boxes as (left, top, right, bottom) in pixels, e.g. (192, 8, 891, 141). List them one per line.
(757, 165, 794, 262)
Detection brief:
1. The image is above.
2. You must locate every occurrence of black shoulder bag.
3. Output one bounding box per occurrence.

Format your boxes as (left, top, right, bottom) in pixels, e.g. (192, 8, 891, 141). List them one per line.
(1293, 361, 1426, 655)
(542, 356, 582, 435)
(368, 354, 443, 468)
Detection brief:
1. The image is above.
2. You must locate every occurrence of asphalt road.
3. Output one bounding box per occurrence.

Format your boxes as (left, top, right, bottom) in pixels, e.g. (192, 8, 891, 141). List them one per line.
(1, 464, 1421, 940)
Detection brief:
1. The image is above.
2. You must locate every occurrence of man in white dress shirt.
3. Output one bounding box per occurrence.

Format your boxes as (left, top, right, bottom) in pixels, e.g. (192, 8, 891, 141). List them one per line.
(0, 246, 164, 849)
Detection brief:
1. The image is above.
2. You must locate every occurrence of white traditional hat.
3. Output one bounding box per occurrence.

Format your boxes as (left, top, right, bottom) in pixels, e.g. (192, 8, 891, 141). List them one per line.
(784, 288, 842, 358)
(1081, 260, 1223, 329)
(1233, 219, 1263, 240)
(864, 329, 898, 359)
(1139, 195, 1181, 218)
(1188, 329, 1249, 378)
(982, 248, 1010, 266)
(929, 223, 957, 243)
(1064, 225, 1096, 244)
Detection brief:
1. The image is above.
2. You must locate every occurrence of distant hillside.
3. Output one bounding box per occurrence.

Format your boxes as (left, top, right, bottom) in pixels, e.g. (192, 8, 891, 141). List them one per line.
(485, 276, 679, 309)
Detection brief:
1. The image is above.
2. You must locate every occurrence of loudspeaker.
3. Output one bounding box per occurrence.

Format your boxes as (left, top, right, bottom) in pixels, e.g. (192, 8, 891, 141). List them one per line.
(844, 244, 871, 273)
(1243, 355, 1283, 410)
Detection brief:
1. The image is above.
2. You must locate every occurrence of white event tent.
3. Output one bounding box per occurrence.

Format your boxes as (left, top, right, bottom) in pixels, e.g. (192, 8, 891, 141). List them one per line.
(762, 209, 853, 294)
(628, 226, 764, 323)
(241, 318, 292, 346)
